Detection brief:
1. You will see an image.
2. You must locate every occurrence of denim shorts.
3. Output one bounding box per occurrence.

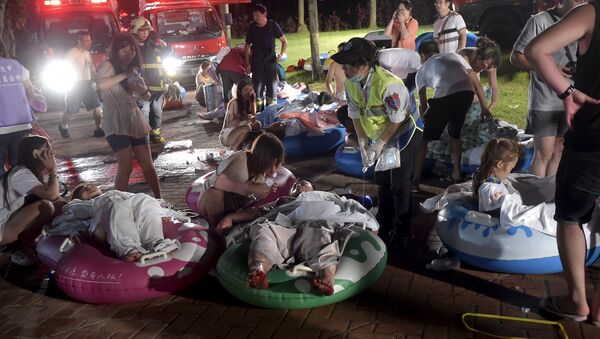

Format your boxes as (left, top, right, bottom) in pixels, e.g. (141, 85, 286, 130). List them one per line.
(106, 134, 149, 152)
(525, 110, 568, 137)
(65, 80, 101, 114)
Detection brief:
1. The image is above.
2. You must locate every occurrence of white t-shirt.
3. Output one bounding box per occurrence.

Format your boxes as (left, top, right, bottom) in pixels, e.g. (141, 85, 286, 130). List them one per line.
(478, 181, 511, 212)
(0, 167, 43, 241)
(378, 48, 421, 79)
(416, 52, 473, 98)
(513, 10, 577, 112)
(433, 12, 467, 54)
(66, 47, 93, 81)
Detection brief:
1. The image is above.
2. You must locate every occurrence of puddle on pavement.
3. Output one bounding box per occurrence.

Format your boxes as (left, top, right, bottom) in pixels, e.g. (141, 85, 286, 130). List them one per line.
(56, 141, 230, 189)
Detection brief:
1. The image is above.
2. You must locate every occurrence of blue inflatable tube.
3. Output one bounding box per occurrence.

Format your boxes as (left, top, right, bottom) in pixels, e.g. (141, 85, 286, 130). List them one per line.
(436, 204, 600, 274)
(335, 144, 375, 178)
(415, 31, 479, 52)
(283, 127, 347, 157)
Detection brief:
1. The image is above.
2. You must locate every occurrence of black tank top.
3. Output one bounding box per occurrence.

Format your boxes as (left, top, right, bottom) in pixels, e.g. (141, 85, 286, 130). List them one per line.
(566, 0, 600, 152)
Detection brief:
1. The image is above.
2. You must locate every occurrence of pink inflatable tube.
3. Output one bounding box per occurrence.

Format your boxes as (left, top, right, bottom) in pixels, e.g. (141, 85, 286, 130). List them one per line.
(36, 219, 222, 304)
(186, 166, 297, 214)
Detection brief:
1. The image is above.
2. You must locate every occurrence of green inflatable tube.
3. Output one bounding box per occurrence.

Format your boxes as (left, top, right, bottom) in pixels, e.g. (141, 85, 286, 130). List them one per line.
(216, 227, 387, 309)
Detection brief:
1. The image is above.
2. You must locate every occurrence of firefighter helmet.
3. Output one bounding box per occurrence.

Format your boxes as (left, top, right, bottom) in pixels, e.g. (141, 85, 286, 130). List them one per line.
(131, 17, 153, 34)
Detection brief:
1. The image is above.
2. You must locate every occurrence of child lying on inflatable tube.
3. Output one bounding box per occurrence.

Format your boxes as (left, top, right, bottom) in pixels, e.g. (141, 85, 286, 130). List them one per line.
(217, 181, 379, 296)
(46, 183, 181, 262)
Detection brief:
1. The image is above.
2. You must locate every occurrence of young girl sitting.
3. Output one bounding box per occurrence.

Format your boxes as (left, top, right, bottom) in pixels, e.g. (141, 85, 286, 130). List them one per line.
(50, 183, 180, 262)
(1, 136, 62, 265)
(198, 133, 285, 227)
(472, 138, 522, 212)
(220, 78, 262, 150)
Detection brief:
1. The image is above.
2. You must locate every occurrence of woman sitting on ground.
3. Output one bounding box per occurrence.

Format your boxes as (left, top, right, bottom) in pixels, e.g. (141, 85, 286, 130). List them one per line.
(220, 78, 262, 150)
(458, 37, 502, 111)
(198, 133, 284, 227)
(50, 183, 180, 262)
(0, 136, 62, 265)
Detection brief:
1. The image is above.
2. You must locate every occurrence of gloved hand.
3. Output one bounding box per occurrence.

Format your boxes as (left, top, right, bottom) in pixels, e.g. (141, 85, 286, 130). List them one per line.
(368, 140, 386, 162)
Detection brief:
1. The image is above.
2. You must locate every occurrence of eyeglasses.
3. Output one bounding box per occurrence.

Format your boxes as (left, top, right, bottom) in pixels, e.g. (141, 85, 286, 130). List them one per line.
(434, 1, 447, 5)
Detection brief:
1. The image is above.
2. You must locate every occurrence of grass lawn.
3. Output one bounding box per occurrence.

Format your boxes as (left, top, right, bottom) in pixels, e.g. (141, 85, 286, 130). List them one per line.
(233, 27, 530, 128)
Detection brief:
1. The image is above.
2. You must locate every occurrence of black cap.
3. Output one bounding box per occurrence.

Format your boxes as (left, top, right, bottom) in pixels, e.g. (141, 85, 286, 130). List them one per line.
(330, 38, 377, 65)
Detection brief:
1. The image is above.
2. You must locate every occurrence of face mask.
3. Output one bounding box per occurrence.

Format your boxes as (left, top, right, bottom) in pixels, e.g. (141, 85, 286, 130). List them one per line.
(350, 70, 366, 83)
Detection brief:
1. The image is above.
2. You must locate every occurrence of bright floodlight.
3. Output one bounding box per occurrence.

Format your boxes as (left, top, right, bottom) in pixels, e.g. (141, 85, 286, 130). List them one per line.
(163, 57, 183, 77)
(42, 60, 78, 92)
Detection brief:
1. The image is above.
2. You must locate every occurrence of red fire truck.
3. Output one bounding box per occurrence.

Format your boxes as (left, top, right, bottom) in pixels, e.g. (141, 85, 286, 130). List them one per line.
(138, 0, 250, 85)
(31, 0, 122, 102)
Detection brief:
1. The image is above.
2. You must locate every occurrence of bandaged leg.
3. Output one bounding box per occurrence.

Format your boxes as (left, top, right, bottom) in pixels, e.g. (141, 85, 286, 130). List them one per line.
(247, 222, 296, 289)
(292, 220, 343, 295)
(99, 195, 146, 260)
(132, 194, 180, 253)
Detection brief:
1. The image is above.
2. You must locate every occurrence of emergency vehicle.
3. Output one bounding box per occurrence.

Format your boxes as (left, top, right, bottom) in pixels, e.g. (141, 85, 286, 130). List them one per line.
(33, 0, 121, 97)
(138, 0, 249, 85)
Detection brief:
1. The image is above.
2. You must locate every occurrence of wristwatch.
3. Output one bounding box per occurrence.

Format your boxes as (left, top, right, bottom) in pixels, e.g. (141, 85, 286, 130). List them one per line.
(557, 85, 574, 100)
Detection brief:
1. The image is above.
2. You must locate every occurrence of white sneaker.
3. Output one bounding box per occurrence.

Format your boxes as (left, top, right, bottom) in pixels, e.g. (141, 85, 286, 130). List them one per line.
(10, 250, 36, 266)
(152, 239, 181, 254)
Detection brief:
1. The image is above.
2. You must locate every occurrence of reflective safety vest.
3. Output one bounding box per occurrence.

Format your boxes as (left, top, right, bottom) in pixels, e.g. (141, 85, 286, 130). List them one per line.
(141, 40, 168, 93)
(345, 66, 422, 151)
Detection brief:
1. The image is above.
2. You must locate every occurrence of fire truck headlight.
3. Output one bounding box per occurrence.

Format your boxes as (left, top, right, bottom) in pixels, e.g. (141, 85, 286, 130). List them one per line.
(163, 57, 182, 77)
(42, 60, 77, 92)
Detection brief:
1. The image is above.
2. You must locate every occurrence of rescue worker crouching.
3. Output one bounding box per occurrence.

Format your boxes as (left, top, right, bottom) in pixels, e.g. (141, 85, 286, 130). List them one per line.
(330, 38, 424, 248)
(131, 16, 170, 144)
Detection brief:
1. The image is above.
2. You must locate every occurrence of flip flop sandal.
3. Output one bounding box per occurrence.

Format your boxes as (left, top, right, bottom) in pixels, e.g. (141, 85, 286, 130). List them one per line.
(539, 296, 588, 322)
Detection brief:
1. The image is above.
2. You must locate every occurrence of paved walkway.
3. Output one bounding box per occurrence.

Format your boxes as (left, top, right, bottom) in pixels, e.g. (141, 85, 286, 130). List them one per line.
(1, 98, 599, 338)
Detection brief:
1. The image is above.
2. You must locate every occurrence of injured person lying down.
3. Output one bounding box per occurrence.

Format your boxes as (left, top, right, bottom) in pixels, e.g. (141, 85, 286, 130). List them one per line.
(46, 183, 181, 262)
(219, 190, 380, 295)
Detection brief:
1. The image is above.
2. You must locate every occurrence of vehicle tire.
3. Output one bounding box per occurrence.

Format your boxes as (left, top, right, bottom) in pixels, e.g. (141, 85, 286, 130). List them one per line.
(479, 11, 521, 49)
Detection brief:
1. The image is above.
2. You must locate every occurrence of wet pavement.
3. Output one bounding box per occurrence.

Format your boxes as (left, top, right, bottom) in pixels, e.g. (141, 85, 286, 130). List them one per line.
(1, 96, 599, 338)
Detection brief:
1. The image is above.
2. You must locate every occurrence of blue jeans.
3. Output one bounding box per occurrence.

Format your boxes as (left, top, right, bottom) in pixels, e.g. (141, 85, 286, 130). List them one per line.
(0, 129, 31, 176)
(139, 92, 165, 130)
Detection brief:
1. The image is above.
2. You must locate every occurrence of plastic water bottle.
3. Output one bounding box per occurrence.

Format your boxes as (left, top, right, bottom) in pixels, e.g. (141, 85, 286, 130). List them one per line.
(426, 257, 461, 271)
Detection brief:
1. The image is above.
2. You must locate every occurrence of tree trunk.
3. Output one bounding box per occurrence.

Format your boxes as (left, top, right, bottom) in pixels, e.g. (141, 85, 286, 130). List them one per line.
(308, 0, 321, 80)
(297, 0, 307, 33)
(219, 4, 232, 47)
(369, 0, 377, 29)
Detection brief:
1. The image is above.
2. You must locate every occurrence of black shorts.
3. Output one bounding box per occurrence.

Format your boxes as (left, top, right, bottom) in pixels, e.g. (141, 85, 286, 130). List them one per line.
(106, 135, 148, 152)
(423, 91, 474, 140)
(554, 147, 600, 224)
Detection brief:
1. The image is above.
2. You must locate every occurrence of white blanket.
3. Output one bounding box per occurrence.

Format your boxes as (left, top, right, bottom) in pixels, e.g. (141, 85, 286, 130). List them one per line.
(420, 174, 595, 236)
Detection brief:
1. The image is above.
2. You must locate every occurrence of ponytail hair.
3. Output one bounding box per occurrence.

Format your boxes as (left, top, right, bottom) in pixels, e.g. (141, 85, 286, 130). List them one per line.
(472, 138, 522, 196)
(475, 36, 501, 69)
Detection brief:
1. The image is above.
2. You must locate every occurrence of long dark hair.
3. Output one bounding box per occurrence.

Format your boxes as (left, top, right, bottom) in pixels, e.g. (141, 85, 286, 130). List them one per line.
(246, 133, 285, 181)
(472, 138, 522, 196)
(3, 136, 50, 209)
(108, 32, 142, 93)
(235, 78, 254, 118)
(475, 36, 501, 69)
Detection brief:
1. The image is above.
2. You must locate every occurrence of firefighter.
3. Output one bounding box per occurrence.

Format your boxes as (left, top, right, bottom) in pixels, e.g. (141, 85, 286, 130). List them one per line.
(131, 16, 169, 144)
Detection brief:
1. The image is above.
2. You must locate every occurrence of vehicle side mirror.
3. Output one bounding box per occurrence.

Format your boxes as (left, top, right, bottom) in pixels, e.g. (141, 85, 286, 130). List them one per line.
(225, 13, 233, 26)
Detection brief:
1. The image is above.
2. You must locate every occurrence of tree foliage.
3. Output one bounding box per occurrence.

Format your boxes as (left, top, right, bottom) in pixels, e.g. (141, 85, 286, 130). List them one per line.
(0, 0, 30, 56)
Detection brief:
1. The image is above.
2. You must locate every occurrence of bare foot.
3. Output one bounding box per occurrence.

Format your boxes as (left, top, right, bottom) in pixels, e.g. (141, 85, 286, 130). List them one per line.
(247, 270, 268, 289)
(591, 290, 600, 325)
(70, 234, 81, 244)
(313, 265, 336, 295)
(124, 252, 142, 262)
